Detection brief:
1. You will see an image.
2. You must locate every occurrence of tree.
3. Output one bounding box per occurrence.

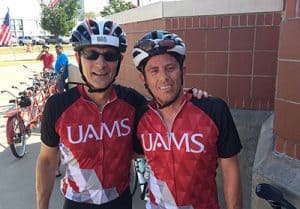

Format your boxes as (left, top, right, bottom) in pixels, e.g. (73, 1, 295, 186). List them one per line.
(100, 0, 136, 17)
(40, 0, 81, 36)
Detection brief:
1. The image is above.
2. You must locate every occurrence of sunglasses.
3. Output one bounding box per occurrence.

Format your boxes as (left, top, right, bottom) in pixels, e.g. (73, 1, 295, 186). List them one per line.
(82, 50, 121, 62)
(136, 39, 175, 53)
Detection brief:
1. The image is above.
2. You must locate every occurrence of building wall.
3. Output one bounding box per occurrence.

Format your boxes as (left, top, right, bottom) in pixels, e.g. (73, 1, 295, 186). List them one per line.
(274, 0, 300, 160)
(117, 12, 281, 111)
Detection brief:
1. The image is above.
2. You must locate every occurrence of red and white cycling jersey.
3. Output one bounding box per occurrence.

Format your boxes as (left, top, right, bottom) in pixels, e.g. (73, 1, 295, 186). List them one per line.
(134, 93, 242, 209)
(41, 85, 146, 205)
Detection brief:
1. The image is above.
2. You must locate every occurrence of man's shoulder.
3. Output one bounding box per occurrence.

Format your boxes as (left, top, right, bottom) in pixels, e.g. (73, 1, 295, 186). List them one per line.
(113, 84, 147, 107)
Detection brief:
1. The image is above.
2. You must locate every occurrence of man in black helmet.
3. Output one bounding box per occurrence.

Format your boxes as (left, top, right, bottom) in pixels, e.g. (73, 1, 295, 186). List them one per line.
(132, 30, 243, 209)
(35, 19, 207, 209)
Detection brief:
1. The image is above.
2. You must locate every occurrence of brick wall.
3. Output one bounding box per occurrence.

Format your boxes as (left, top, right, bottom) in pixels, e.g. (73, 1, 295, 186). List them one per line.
(117, 12, 281, 111)
(274, 0, 300, 160)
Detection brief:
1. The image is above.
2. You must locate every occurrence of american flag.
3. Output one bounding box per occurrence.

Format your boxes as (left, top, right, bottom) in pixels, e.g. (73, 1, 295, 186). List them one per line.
(0, 10, 12, 46)
(48, 0, 60, 7)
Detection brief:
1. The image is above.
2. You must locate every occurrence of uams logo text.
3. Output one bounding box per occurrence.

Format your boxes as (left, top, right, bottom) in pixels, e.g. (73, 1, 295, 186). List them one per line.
(141, 132, 205, 153)
(67, 118, 131, 144)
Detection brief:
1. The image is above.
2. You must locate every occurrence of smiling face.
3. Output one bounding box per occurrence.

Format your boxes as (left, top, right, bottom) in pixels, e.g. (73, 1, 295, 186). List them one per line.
(141, 53, 184, 106)
(76, 46, 120, 90)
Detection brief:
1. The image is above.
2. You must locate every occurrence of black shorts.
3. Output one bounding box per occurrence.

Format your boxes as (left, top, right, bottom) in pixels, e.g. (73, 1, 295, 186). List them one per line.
(63, 187, 132, 209)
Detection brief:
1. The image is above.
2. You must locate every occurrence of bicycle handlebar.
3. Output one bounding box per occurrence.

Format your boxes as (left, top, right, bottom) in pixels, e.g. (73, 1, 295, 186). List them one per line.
(256, 184, 297, 209)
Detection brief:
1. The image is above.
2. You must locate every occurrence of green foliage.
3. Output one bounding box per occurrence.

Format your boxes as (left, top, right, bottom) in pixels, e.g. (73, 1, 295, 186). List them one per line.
(100, 0, 136, 17)
(40, 0, 81, 36)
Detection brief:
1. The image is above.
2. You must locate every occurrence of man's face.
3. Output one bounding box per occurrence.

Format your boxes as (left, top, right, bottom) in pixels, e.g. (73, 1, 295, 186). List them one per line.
(141, 53, 183, 106)
(55, 46, 62, 54)
(42, 47, 49, 52)
(76, 46, 120, 90)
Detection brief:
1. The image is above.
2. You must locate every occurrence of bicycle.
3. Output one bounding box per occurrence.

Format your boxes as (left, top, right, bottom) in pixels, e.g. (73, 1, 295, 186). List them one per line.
(130, 157, 150, 200)
(1, 89, 32, 158)
(256, 183, 297, 209)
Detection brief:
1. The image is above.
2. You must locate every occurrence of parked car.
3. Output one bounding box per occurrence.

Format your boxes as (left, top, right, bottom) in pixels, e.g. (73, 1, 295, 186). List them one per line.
(18, 36, 33, 46)
(32, 36, 46, 45)
(45, 35, 70, 44)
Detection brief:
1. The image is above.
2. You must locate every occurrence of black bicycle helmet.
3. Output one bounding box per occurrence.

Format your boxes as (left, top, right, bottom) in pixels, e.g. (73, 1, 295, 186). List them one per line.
(71, 18, 127, 53)
(132, 30, 185, 72)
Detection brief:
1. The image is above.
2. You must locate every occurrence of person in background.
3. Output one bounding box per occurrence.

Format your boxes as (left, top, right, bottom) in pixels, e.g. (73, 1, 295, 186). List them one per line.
(132, 30, 243, 209)
(54, 44, 69, 92)
(36, 44, 55, 72)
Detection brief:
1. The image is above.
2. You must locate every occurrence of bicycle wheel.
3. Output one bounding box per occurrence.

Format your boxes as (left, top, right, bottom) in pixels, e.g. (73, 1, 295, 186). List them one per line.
(6, 115, 27, 158)
(130, 160, 138, 197)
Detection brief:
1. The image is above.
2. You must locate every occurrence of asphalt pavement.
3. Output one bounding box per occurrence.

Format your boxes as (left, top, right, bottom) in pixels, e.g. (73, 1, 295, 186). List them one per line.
(0, 55, 145, 208)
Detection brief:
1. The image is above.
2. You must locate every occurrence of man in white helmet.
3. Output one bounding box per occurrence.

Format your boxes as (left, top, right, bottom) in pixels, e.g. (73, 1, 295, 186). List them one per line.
(35, 19, 207, 209)
(132, 30, 243, 209)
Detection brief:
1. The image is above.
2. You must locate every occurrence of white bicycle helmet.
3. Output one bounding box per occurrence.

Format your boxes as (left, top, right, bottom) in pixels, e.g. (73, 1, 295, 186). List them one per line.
(132, 30, 186, 71)
(71, 18, 127, 53)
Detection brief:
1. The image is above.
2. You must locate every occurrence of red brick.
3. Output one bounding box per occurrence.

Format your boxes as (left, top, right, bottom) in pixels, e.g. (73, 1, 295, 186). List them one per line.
(265, 13, 273, 25)
(277, 61, 300, 103)
(229, 52, 252, 74)
(179, 17, 186, 29)
(207, 29, 229, 51)
(248, 14, 256, 26)
(252, 77, 276, 101)
(207, 16, 215, 28)
(206, 76, 227, 99)
(231, 15, 239, 26)
(193, 17, 200, 28)
(184, 75, 206, 89)
(222, 16, 230, 27)
(240, 15, 247, 26)
(256, 14, 265, 25)
(185, 52, 205, 74)
(230, 28, 254, 50)
(285, 0, 297, 18)
(275, 137, 286, 153)
(228, 76, 251, 99)
(273, 12, 282, 25)
(255, 27, 280, 50)
(200, 16, 207, 28)
(186, 17, 193, 28)
(216, 16, 222, 28)
(165, 18, 172, 29)
(286, 141, 296, 158)
(185, 30, 206, 51)
(278, 19, 300, 60)
(274, 100, 300, 143)
(172, 18, 179, 29)
(206, 52, 228, 74)
(253, 52, 278, 76)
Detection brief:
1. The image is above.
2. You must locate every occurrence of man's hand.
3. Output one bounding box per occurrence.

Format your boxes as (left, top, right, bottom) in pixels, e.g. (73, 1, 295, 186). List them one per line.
(190, 88, 209, 99)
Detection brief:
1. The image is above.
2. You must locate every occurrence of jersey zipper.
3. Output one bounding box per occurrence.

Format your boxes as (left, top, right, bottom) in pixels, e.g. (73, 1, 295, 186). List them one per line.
(148, 96, 188, 202)
(98, 97, 117, 187)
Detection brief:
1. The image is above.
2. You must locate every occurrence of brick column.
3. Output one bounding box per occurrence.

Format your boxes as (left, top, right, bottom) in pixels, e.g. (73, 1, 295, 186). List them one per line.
(274, 0, 300, 160)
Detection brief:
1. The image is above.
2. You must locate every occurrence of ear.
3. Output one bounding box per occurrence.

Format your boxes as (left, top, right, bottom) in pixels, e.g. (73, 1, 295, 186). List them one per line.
(139, 72, 145, 83)
(75, 51, 80, 64)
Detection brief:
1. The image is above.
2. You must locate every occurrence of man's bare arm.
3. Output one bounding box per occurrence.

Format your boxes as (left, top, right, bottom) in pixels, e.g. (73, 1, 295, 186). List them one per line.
(36, 142, 59, 209)
(220, 155, 243, 209)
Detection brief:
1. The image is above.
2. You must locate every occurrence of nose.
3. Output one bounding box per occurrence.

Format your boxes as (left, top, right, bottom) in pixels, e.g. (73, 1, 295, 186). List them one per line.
(94, 54, 108, 67)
